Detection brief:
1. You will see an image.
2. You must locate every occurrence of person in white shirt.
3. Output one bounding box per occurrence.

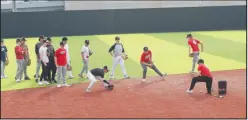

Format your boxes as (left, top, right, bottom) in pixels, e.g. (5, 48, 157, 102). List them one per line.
(38, 40, 50, 85)
(78, 40, 92, 78)
(62, 37, 74, 79)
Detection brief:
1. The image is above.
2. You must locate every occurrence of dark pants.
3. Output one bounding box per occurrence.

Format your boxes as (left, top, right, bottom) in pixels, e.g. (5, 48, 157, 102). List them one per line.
(189, 76, 213, 94)
(40, 62, 49, 82)
(141, 62, 163, 79)
(48, 58, 57, 81)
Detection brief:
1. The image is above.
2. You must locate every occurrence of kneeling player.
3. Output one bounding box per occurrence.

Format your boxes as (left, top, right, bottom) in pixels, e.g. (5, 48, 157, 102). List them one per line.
(186, 59, 213, 94)
(86, 66, 113, 92)
(140, 47, 167, 82)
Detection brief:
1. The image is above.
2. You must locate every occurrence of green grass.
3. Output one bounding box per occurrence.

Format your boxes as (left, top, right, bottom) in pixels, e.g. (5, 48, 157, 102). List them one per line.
(1, 30, 246, 91)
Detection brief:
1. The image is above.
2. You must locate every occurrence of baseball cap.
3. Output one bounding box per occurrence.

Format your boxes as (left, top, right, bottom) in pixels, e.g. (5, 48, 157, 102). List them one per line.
(85, 40, 89, 44)
(60, 41, 64, 46)
(103, 66, 109, 71)
(47, 37, 51, 41)
(21, 37, 26, 41)
(62, 37, 68, 41)
(39, 35, 45, 40)
(16, 38, 21, 43)
(186, 34, 193, 38)
(115, 36, 120, 40)
(198, 59, 204, 64)
(143, 46, 148, 51)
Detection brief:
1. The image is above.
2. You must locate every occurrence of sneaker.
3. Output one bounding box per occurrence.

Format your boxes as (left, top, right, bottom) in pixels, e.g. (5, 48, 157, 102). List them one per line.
(16, 79, 21, 82)
(78, 74, 83, 78)
(186, 90, 193, 94)
(110, 75, 115, 79)
(85, 88, 91, 92)
(57, 84, 62, 87)
(162, 73, 167, 80)
(52, 80, 57, 83)
(25, 77, 31, 80)
(62, 84, 71, 87)
(189, 71, 195, 75)
(38, 81, 43, 85)
(1, 76, 3, 79)
(68, 76, 74, 79)
(141, 79, 146, 82)
(124, 76, 130, 79)
(43, 81, 50, 85)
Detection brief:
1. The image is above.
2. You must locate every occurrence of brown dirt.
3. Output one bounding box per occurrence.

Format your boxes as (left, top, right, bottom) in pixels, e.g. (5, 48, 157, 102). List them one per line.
(1, 69, 246, 118)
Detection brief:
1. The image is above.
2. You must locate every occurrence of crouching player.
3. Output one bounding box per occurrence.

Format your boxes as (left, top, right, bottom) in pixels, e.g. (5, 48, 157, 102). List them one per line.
(85, 66, 114, 92)
(140, 46, 167, 82)
(186, 59, 213, 94)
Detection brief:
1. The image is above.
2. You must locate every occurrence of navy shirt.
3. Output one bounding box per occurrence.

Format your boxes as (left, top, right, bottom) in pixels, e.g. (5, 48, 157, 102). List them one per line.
(1, 45, 8, 62)
(90, 68, 105, 78)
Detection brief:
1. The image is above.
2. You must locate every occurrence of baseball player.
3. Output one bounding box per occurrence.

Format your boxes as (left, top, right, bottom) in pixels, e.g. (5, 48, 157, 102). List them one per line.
(14, 38, 25, 82)
(55, 42, 71, 87)
(1, 39, 8, 79)
(47, 37, 57, 83)
(108, 36, 130, 79)
(78, 40, 92, 78)
(85, 66, 113, 92)
(38, 39, 50, 85)
(187, 34, 204, 74)
(186, 59, 213, 94)
(140, 47, 167, 82)
(34, 35, 45, 82)
(62, 37, 74, 79)
(20, 37, 31, 80)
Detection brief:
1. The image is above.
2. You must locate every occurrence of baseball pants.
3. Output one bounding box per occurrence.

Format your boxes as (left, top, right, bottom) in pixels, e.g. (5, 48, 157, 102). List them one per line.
(79, 59, 89, 76)
(57, 66, 67, 85)
(141, 62, 163, 79)
(110, 55, 128, 78)
(86, 71, 109, 90)
(40, 62, 49, 82)
(1, 61, 6, 77)
(35, 59, 41, 79)
(48, 59, 57, 81)
(191, 52, 200, 72)
(16, 59, 25, 80)
(189, 76, 213, 94)
(23, 59, 29, 78)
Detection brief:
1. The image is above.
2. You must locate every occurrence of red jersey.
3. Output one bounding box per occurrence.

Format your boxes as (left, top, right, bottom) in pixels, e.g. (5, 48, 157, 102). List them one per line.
(140, 50, 152, 63)
(188, 38, 201, 52)
(198, 64, 212, 78)
(15, 46, 24, 60)
(55, 48, 67, 66)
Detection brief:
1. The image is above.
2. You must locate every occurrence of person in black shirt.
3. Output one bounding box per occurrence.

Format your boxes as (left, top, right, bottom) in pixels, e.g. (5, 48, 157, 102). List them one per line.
(86, 66, 112, 92)
(47, 37, 57, 83)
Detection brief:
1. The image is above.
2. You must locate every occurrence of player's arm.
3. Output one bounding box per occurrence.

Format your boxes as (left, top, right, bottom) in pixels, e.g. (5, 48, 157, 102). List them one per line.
(140, 54, 152, 67)
(54, 50, 58, 67)
(188, 45, 192, 54)
(26, 45, 30, 58)
(199, 42, 203, 52)
(35, 44, 39, 59)
(108, 44, 115, 56)
(121, 44, 126, 55)
(5, 46, 8, 60)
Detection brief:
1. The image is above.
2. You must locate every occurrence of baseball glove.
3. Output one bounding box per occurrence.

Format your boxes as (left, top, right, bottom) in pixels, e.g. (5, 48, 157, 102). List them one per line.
(89, 50, 93, 56)
(189, 53, 194, 57)
(105, 84, 114, 90)
(67, 64, 72, 71)
(122, 54, 128, 60)
(27, 59, 31, 66)
(5, 60, 9, 66)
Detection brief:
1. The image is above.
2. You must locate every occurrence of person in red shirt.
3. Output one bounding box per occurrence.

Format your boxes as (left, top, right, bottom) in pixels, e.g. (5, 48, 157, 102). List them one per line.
(14, 38, 25, 82)
(186, 59, 213, 94)
(55, 42, 70, 87)
(187, 34, 204, 74)
(140, 46, 167, 82)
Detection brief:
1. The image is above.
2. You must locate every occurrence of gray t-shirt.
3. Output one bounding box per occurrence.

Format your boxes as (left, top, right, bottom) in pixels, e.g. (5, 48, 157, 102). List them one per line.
(108, 43, 125, 57)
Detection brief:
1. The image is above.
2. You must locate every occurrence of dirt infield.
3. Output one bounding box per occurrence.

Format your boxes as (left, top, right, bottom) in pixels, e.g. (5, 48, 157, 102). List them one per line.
(1, 69, 246, 118)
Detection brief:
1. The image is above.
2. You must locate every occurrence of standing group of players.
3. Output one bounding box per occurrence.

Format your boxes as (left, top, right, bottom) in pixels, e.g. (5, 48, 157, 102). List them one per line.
(1, 33, 213, 94)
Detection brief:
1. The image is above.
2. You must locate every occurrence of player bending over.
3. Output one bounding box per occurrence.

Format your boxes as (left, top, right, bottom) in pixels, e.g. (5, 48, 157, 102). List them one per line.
(85, 66, 114, 92)
(186, 59, 213, 94)
(140, 47, 167, 82)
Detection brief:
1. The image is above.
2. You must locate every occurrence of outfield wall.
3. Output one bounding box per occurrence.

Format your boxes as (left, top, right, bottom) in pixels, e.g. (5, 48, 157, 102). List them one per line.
(1, 5, 246, 38)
